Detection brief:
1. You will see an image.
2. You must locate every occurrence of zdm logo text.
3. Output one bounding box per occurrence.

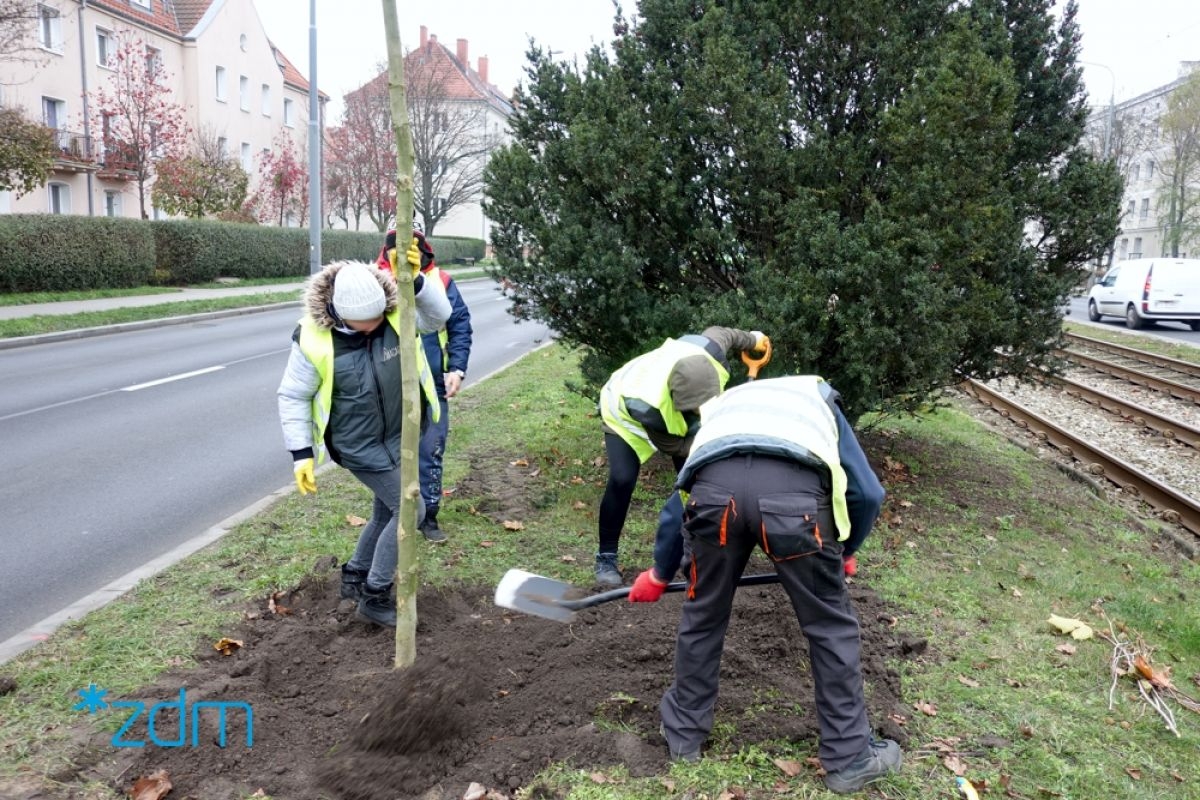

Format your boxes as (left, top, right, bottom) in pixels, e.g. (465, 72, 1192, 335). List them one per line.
(74, 683, 254, 748)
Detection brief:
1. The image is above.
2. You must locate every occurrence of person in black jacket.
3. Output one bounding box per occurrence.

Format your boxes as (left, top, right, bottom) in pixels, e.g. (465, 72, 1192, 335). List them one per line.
(277, 257, 450, 626)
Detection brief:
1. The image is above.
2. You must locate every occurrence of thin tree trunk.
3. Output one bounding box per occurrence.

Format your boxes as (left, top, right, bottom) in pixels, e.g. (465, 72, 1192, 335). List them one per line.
(381, 0, 420, 669)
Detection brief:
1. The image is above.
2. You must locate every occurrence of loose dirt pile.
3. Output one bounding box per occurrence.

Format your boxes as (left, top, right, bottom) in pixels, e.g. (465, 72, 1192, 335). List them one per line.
(67, 564, 919, 800)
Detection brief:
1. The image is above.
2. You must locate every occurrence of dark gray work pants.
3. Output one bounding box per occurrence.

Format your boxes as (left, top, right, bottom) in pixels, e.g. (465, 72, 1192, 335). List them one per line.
(659, 453, 871, 771)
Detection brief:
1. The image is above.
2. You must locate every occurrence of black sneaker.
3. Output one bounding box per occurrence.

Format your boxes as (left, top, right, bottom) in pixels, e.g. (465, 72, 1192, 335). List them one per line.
(419, 518, 448, 543)
(356, 583, 396, 627)
(339, 564, 367, 600)
(594, 552, 622, 587)
(659, 723, 700, 764)
(823, 738, 902, 794)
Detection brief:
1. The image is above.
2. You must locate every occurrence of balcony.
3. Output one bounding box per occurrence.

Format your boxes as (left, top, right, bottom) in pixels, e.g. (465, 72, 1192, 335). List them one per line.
(49, 130, 99, 174)
(96, 138, 139, 182)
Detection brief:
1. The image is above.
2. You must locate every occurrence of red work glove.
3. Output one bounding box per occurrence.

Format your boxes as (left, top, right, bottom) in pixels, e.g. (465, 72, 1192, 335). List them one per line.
(628, 569, 669, 603)
(843, 554, 858, 577)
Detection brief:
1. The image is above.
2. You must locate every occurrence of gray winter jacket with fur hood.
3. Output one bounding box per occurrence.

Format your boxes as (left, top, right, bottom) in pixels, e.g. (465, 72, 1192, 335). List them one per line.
(277, 261, 451, 471)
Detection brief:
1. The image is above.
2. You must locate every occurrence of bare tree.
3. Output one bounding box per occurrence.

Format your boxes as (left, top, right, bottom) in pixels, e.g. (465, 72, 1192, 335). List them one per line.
(407, 54, 495, 235)
(329, 73, 396, 231)
(0, 0, 43, 66)
(1156, 72, 1200, 257)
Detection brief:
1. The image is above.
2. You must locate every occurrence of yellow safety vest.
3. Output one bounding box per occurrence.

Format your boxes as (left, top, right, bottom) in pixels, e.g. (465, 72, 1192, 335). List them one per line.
(297, 310, 439, 465)
(600, 338, 730, 463)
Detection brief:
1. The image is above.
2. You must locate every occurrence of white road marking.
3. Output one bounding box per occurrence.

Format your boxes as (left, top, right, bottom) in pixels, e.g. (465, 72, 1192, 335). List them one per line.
(121, 365, 225, 391)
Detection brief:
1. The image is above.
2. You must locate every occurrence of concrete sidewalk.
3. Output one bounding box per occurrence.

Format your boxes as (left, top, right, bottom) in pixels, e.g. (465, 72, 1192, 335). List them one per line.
(0, 282, 308, 320)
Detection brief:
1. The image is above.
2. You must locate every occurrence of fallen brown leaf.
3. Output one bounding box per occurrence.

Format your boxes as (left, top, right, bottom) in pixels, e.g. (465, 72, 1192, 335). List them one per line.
(572, 500, 588, 510)
(345, 514, 367, 527)
(213, 637, 243, 656)
(1056, 643, 1077, 656)
(588, 772, 608, 784)
(773, 758, 803, 777)
(502, 520, 525, 531)
(958, 675, 981, 688)
(942, 754, 966, 775)
(510, 458, 529, 467)
(560, 555, 577, 563)
(914, 700, 938, 716)
(479, 540, 495, 548)
(1125, 767, 1142, 780)
(130, 769, 172, 800)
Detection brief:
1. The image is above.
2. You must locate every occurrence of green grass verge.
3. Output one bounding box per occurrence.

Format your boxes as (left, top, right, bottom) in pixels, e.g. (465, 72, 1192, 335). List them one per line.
(0, 287, 183, 306)
(1, 346, 1198, 799)
(1064, 320, 1200, 365)
(0, 293, 302, 339)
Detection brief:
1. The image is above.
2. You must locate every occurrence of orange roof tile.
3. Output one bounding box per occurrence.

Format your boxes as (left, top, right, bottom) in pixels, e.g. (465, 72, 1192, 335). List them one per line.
(86, 0, 183, 37)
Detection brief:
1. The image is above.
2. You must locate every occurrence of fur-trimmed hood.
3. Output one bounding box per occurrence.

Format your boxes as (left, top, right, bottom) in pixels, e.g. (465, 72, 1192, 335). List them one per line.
(303, 260, 398, 329)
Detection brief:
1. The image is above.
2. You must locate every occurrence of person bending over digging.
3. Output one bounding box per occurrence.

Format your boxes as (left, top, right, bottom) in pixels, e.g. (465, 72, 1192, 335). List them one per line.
(277, 248, 450, 627)
(594, 326, 769, 587)
(627, 375, 901, 794)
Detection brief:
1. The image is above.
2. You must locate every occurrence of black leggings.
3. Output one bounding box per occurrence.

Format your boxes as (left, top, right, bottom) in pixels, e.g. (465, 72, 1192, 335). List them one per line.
(598, 432, 683, 554)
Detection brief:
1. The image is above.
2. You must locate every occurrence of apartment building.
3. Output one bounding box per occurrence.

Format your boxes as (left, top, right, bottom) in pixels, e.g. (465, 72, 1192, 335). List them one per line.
(1089, 62, 1200, 264)
(334, 26, 513, 241)
(0, 0, 323, 221)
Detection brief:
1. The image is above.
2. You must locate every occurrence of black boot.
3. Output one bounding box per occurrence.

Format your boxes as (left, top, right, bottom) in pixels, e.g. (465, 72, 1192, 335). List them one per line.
(356, 583, 396, 627)
(419, 508, 447, 543)
(339, 564, 367, 600)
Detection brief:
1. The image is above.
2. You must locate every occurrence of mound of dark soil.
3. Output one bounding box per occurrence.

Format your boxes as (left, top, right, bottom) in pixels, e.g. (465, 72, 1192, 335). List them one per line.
(73, 562, 919, 800)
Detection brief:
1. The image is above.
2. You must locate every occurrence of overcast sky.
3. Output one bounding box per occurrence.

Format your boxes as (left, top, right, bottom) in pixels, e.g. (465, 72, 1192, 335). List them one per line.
(253, 1, 1200, 121)
(252, 0, 619, 119)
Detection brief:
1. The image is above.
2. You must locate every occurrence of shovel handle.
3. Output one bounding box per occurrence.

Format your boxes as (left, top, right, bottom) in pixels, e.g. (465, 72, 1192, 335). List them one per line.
(740, 339, 772, 379)
(558, 571, 781, 611)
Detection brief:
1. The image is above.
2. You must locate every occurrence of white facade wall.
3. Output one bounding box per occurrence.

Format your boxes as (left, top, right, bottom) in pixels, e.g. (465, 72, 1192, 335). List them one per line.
(1093, 63, 1200, 263)
(0, 0, 316, 222)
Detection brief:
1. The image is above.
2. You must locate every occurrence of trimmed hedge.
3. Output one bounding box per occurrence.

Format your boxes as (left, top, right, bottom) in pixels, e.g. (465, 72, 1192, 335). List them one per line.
(0, 214, 155, 292)
(152, 221, 309, 284)
(0, 215, 485, 291)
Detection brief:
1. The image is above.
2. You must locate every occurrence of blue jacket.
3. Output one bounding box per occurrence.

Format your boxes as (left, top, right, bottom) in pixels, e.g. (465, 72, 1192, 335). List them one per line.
(421, 267, 472, 399)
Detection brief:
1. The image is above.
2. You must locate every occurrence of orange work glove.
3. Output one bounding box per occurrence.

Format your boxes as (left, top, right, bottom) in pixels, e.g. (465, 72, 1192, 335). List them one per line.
(843, 554, 858, 577)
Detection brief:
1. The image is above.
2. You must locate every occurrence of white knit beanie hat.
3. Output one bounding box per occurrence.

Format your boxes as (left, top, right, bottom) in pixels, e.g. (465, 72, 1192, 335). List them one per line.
(332, 262, 386, 320)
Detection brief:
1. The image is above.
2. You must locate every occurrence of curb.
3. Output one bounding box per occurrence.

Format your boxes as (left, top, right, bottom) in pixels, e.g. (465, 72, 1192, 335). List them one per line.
(0, 481, 298, 665)
(0, 301, 302, 351)
(0, 339, 553, 666)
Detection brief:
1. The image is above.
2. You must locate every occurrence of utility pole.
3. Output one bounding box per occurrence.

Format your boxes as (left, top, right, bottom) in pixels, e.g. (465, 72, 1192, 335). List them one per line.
(308, 0, 322, 274)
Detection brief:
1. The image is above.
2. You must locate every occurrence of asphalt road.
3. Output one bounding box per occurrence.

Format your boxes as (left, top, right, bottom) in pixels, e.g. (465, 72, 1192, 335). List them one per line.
(0, 280, 548, 643)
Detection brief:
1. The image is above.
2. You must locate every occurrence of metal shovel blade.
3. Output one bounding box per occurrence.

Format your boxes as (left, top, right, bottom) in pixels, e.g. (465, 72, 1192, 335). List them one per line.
(494, 568, 781, 623)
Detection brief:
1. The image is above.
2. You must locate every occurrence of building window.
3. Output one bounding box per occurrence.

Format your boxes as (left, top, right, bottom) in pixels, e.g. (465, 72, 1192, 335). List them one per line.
(261, 84, 271, 116)
(217, 136, 228, 158)
(239, 76, 249, 111)
(145, 47, 161, 79)
(96, 28, 113, 67)
(283, 98, 295, 127)
(1125, 200, 1135, 220)
(1145, 159, 1155, 182)
(37, 5, 62, 51)
(1140, 198, 1150, 221)
(432, 197, 446, 215)
(1131, 164, 1140, 183)
(131, 0, 151, 8)
(215, 66, 227, 101)
(41, 96, 65, 129)
(48, 183, 70, 214)
(239, 33, 248, 51)
(1133, 237, 1143, 258)
(1119, 238, 1128, 260)
(104, 191, 122, 217)
(241, 142, 252, 171)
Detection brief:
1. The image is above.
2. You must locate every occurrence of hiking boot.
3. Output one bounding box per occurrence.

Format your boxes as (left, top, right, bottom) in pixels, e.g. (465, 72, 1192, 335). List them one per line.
(419, 510, 448, 543)
(356, 583, 396, 627)
(339, 564, 367, 601)
(823, 738, 902, 794)
(594, 552, 622, 587)
(660, 723, 700, 764)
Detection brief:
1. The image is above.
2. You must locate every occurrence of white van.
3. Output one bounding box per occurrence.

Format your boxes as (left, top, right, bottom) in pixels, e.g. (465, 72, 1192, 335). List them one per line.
(1086, 258, 1200, 330)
